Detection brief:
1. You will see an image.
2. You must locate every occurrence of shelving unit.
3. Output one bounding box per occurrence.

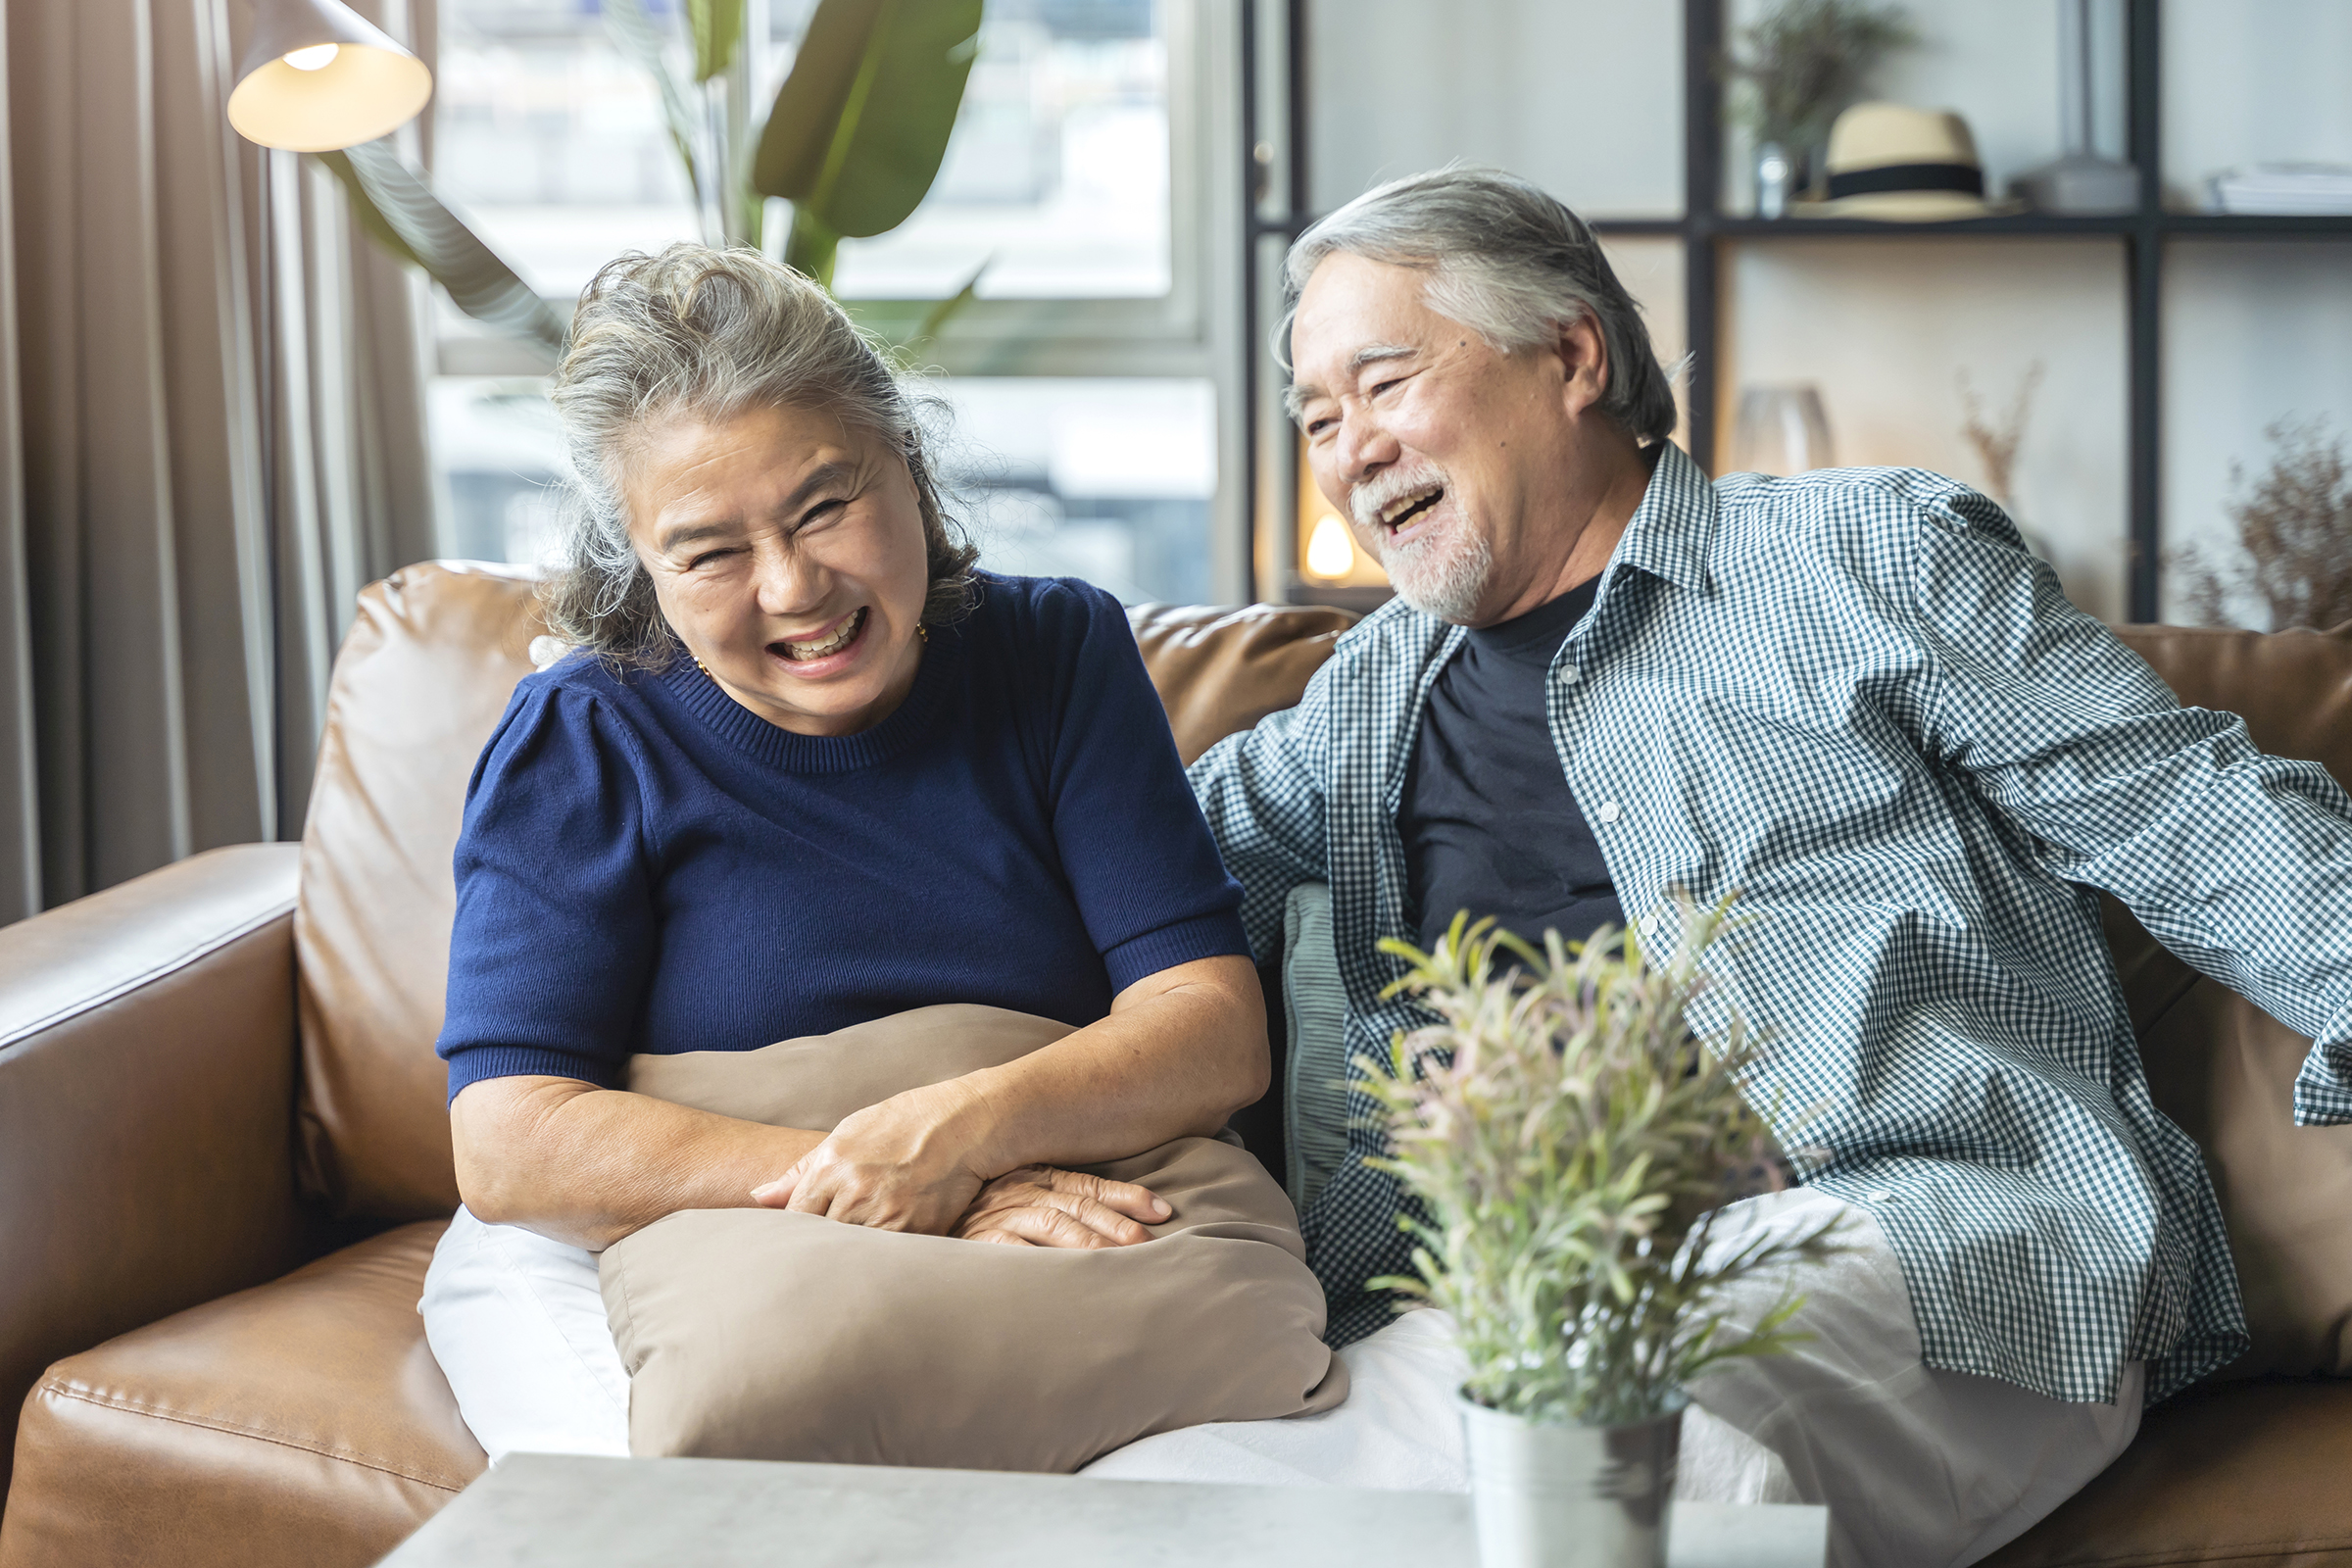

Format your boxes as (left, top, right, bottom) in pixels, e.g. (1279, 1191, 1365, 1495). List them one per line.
(1250, 0, 2352, 622)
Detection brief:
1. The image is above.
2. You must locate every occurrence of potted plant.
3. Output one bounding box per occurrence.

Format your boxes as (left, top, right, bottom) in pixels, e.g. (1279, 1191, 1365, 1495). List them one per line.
(1720, 0, 1916, 217)
(1359, 905, 1842, 1568)
(2173, 416, 2352, 632)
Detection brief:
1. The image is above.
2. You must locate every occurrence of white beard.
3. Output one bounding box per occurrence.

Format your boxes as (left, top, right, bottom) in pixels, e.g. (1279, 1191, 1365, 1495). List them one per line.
(1377, 516, 1494, 624)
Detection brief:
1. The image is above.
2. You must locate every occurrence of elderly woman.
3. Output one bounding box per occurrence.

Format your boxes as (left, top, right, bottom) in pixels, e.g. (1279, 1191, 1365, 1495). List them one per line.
(419, 244, 1267, 1461)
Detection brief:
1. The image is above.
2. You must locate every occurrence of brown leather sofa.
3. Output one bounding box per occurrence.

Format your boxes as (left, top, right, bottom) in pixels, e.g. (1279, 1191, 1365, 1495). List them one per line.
(0, 561, 2346, 1567)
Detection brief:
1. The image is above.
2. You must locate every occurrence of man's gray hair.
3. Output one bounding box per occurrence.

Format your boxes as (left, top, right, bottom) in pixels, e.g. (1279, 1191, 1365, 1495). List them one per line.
(544, 244, 976, 667)
(1283, 167, 1680, 445)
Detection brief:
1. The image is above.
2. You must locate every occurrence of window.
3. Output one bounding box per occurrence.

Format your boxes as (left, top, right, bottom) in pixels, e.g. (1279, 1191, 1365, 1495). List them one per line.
(425, 0, 1246, 605)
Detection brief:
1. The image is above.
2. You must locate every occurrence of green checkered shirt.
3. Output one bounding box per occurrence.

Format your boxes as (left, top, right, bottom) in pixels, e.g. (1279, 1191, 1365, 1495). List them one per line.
(1191, 441, 2352, 1404)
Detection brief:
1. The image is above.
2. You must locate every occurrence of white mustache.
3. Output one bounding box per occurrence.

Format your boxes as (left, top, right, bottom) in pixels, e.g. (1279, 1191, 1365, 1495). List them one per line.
(1348, 464, 1449, 534)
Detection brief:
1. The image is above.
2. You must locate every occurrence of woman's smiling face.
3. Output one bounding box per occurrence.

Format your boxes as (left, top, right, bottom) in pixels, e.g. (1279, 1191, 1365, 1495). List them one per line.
(624, 401, 932, 737)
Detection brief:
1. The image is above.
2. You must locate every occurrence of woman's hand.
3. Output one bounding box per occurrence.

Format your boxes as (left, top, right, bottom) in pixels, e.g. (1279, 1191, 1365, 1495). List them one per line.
(749, 1078, 1000, 1234)
(952, 1166, 1171, 1249)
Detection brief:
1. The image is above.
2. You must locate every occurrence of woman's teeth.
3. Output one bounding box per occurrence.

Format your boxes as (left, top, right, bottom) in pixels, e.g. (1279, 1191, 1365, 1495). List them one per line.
(779, 608, 864, 662)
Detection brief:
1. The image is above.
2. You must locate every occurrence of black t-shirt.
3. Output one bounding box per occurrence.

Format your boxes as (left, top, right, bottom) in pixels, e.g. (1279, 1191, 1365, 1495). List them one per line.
(1398, 576, 1624, 956)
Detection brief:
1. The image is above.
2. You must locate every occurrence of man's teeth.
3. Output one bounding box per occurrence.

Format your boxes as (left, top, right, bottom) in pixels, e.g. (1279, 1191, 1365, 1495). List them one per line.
(781, 609, 863, 662)
(1380, 487, 1443, 526)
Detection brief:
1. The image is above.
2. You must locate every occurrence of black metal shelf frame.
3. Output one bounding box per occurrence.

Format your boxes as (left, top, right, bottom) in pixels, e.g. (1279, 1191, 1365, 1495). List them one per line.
(1643, 0, 2352, 623)
(1246, 0, 2346, 620)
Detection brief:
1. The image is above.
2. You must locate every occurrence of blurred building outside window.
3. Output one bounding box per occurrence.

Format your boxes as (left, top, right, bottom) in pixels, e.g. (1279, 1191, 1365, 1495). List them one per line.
(425, 0, 1235, 607)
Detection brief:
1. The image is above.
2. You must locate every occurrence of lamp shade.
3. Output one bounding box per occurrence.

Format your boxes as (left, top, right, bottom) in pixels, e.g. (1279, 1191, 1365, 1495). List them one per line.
(226, 0, 432, 152)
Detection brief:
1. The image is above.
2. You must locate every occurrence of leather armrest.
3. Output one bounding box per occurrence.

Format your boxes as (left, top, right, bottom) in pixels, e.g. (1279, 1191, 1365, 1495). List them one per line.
(0, 843, 306, 1500)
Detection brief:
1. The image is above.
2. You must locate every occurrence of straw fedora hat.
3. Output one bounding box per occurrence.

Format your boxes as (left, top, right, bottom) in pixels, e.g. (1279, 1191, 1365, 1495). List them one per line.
(1797, 102, 2021, 220)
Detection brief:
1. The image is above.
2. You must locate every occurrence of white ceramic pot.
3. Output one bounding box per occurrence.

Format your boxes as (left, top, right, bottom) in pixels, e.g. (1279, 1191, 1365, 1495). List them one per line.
(1457, 1396, 1683, 1568)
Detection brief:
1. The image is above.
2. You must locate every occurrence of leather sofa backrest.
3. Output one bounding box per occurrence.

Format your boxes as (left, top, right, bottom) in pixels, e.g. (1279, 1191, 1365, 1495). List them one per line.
(1127, 604, 1357, 765)
(2108, 620, 2352, 1378)
(290, 563, 2352, 1378)
(2113, 622, 2352, 785)
(289, 568, 1360, 1220)
(295, 564, 549, 1219)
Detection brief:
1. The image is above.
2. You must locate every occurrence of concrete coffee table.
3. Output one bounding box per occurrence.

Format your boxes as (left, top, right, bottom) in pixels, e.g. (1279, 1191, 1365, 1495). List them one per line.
(376, 1454, 1827, 1567)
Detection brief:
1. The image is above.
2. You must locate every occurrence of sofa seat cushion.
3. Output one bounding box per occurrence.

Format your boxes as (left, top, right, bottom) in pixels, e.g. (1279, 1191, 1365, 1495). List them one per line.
(1984, 1379, 2352, 1567)
(1, 1220, 484, 1568)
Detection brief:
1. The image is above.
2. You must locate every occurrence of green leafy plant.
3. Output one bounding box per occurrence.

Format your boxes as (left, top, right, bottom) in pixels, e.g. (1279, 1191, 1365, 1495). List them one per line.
(2174, 417, 2352, 632)
(318, 142, 566, 353)
(1358, 903, 1843, 1428)
(611, 0, 983, 291)
(328, 0, 983, 348)
(1720, 0, 1916, 151)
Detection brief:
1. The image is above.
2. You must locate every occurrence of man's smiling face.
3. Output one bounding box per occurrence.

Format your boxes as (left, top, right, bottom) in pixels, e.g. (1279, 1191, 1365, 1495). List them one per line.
(1288, 251, 1619, 627)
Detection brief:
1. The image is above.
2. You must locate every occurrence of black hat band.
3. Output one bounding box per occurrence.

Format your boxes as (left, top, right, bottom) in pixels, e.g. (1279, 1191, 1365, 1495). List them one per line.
(1825, 162, 1985, 200)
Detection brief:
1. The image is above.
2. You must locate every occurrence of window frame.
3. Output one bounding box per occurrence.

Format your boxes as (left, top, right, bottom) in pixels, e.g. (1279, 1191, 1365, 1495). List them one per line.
(429, 0, 1252, 602)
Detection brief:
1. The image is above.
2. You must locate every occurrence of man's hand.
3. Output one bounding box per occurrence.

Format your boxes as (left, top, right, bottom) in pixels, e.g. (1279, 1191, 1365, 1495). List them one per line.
(952, 1165, 1172, 1249)
(750, 1079, 1000, 1235)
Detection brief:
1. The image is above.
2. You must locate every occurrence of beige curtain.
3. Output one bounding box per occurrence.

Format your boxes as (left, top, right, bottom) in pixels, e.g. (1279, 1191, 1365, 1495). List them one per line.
(0, 0, 439, 918)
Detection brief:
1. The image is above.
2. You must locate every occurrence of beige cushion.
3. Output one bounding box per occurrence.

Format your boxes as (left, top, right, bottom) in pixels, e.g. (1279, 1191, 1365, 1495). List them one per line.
(601, 1004, 1347, 1471)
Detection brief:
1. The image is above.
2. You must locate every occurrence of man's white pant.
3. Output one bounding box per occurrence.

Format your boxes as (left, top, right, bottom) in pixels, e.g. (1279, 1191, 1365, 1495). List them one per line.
(421, 1188, 2141, 1567)
(1091, 1189, 2144, 1568)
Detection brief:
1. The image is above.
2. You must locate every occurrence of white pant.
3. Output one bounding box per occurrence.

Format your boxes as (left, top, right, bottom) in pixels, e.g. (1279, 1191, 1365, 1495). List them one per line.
(420, 1190, 2143, 1567)
(1097, 1189, 2145, 1568)
(421, 1205, 630, 1462)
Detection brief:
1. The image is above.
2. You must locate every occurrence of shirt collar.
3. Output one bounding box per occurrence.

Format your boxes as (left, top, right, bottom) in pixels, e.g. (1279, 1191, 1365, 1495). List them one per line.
(1605, 439, 1717, 596)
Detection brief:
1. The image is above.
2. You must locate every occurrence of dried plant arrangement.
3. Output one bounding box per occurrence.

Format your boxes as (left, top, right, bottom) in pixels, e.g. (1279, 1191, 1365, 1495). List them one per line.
(1357, 905, 1844, 1429)
(2174, 417, 2352, 632)
(1720, 0, 1918, 152)
(1958, 361, 2045, 506)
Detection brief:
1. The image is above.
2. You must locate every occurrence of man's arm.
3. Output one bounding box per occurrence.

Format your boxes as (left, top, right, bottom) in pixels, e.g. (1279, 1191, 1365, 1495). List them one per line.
(1187, 678, 1336, 963)
(1900, 485, 2352, 1119)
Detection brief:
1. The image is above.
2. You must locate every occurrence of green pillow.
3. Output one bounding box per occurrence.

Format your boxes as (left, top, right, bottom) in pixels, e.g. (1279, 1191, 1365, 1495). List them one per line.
(1281, 882, 1351, 1213)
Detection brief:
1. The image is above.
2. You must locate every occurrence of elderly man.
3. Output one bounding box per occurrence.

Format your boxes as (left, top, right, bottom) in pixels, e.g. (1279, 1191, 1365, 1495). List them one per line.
(1187, 168, 2352, 1564)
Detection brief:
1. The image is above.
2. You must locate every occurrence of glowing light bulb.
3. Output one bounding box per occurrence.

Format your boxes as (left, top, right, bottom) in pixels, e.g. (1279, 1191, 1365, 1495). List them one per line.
(1304, 513, 1356, 579)
(283, 43, 340, 72)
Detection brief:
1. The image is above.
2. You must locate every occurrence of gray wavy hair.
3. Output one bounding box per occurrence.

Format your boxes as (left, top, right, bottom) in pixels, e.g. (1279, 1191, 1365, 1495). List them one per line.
(544, 244, 977, 667)
(1281, 166, 1680, 445)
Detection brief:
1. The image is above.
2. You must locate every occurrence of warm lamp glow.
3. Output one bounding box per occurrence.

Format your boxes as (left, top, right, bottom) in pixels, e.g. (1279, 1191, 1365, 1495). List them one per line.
(227, 0, 432, 152)
(1304, 514, 1357, 579)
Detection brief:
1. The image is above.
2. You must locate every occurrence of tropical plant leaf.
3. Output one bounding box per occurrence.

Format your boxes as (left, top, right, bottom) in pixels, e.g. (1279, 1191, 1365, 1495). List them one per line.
(686, 0, 747, 83)
(783, 205, 843, 291)
(901, 257, 989, 351)
(320, 141, 566, 353)
(604, 0, 706, 206)
(753, 0, 982, 239)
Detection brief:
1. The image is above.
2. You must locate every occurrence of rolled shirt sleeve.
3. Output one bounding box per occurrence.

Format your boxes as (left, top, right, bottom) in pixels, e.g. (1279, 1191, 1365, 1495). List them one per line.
(1901, 485, 2352, 1119)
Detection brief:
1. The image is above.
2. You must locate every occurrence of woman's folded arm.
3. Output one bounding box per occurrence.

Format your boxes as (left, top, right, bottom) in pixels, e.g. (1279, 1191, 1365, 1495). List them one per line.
(451, 1075, 827, 1250)
(454, 954, 1267, 1252)
(760, 955, 1270, 1231)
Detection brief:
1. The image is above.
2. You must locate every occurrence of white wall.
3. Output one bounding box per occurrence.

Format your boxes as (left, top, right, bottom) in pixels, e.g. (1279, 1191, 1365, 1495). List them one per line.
(1299, 0, 2348, 627)
(1305, 0, 1682, 216)
(1722, 238, 2129, 620)
(2164, 0, 2352, 208)
(2163, 242, 2352, 623)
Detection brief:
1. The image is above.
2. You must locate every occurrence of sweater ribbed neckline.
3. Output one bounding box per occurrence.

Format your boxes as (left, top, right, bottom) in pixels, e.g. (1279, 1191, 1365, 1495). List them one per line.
(658, 623, 959, 774)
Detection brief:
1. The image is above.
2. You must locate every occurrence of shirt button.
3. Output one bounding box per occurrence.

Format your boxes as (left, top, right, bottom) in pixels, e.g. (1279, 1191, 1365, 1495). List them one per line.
(1865, 1190, 1893, 1203)
(1594, 801, 1621, 824)
(1556, 665, 1580, 685)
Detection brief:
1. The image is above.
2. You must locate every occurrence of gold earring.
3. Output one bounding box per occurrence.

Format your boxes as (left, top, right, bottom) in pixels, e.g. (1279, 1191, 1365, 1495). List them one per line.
(916, 621, 929, 643)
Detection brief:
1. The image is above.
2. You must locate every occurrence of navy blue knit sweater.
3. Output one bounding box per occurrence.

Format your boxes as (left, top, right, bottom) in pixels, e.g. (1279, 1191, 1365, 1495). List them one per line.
(437, 573, 1250, 1100)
